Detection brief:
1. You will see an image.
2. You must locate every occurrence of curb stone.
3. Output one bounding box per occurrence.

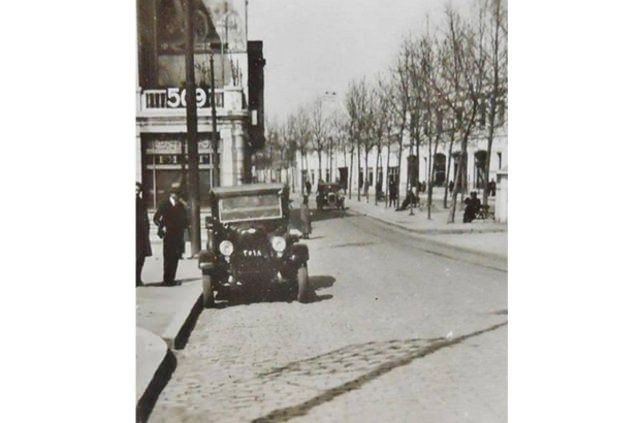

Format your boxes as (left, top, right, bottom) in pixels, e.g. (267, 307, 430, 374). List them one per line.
(136, 328, 176, 423)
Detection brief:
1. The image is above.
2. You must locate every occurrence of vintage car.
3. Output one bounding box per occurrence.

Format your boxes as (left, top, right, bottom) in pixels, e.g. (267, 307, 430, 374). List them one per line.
(198, 183, 310, 307)
(315, 182, 345, 211)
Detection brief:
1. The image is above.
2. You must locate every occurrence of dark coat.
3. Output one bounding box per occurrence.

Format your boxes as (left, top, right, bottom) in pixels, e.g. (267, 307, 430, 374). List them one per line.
(300, 203, 311, 235)
(153, 198, 188, 257)
(136, 196, 152, 258)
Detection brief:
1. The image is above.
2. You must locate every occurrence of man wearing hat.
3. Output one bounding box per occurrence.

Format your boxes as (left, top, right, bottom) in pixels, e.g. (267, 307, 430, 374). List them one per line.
(136, 182, 152, 286)
(153, 183, 189, 285)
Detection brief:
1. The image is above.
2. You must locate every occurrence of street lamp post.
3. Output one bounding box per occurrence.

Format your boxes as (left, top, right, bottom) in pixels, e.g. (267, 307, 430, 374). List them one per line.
(209, 40, 228, 187)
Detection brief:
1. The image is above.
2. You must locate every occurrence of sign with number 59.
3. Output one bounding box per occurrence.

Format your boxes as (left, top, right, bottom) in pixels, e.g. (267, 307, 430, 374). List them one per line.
(166, 87, 212, 108)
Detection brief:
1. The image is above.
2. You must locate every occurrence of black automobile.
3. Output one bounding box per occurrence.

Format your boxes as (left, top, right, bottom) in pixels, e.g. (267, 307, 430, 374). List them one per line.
(198, 183, 310, 307)
(315, 182, 345, 211)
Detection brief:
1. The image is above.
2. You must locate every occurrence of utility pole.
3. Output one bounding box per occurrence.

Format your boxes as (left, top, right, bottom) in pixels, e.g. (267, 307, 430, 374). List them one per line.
(184, 0, 201, 256)
(210, 45, 219, 187)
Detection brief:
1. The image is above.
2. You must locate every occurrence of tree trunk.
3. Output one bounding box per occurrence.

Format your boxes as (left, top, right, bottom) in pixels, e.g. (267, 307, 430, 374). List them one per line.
(448, 150, 464, 223)
(357, 141, 361, 201)
(397, 136, 403, 201)
(364, 148, 370, 202)
(426, 135, 433, 220)
(443, 130, 455, 208)
(385, 142, 391, 207)
(348, 147, 354, 199)
(374, 145, 381, 205)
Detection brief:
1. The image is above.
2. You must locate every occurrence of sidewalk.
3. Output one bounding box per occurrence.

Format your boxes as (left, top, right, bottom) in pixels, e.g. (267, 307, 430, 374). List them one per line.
(344, 196, 507, 270)
(136, 238, 203, 421)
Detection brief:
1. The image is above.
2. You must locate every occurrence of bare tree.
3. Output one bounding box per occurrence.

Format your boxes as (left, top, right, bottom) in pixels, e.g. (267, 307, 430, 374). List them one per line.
(436, 7, 487, 223)
(480, 0, 508, 208)
(388, 47, 412, 199)
(292, 107, 312, 192)
(413, 25, 440, 218)
(345, 78, 369, 201)
(309, 97, 329, 182)
(370, 78, 391, 205)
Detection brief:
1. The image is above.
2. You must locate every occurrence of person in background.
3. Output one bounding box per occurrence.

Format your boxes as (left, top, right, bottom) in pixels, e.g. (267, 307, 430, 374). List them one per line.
(388, 177, 398, 208)
(136, 182, 152, 287)
(489, 179, 497, 196)
(300, 195, 312, 239)
(153, 184, 188, 286)
(449, 180, 455, 197)
(363, 178, 370, 203)
(305, 179, 312, 196)
(463, 191, 481, 223)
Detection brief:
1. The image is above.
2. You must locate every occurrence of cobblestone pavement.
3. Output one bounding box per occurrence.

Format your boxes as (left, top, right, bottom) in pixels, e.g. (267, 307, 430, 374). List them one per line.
(149, 210, 507, 422)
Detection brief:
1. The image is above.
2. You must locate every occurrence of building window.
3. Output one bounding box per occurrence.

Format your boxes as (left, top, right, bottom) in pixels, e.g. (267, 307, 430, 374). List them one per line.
(199, 154, 210, 164)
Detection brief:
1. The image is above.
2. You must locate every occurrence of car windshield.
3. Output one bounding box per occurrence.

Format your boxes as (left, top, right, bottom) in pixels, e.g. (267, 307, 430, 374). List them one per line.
(219, 194, 282, 223)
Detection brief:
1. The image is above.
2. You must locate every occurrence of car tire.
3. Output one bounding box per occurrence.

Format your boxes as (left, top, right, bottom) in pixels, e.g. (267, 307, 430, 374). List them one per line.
(202, 273, 215, 308)
(296, 265, 309, 303)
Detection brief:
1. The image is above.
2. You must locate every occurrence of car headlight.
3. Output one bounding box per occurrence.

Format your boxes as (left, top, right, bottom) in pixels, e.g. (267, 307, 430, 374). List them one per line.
(219, 240, 234, 256)
(270, 236, 286, 253)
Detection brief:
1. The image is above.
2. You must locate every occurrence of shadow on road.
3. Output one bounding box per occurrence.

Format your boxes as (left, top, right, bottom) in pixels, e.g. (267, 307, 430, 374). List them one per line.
(212, 275, 336, 308)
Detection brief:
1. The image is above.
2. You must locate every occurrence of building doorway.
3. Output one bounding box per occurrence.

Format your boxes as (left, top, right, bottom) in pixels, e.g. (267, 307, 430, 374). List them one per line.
(433, 153, 446, 186)
(474, 150, 487, 188)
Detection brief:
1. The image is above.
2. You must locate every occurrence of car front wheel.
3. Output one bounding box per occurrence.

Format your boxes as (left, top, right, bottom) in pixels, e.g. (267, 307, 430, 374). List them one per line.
(202, 273, 215, 308)
(297, 265, 309, 303)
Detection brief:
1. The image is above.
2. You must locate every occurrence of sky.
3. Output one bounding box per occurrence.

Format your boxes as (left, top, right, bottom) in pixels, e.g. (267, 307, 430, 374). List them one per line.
(248, 0, 472, 121)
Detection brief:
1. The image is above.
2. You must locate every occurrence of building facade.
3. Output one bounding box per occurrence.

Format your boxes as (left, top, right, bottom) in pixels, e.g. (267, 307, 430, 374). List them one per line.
(260, 124, 507, 199)
(136, 0, 265, 209)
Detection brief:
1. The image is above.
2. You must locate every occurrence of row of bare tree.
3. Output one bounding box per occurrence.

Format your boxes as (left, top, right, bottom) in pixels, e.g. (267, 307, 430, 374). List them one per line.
(260, 0, 507, 223)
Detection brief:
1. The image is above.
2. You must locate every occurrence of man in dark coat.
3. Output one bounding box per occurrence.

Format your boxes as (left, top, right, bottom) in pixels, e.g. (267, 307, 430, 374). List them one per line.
(305, 179, 312, 196)
(388, 177, 398, 208)
(463, 191, 481, 223)
(153, 185, 188, 285)
(136, 183, 152, 287)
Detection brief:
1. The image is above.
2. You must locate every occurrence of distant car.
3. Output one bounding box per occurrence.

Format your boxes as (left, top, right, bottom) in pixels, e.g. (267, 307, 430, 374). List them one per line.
(198, 183, 310, 307)
(316, 182, 345, 211)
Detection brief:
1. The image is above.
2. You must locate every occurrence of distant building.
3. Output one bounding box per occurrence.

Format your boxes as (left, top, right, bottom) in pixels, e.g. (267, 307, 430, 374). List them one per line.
(136, 0, 265, 208)
(284, 108, 507, 197)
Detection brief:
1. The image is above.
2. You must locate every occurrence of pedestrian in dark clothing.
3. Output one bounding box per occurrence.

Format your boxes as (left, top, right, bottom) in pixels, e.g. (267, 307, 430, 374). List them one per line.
(388, 178, 398, 208)
(136, 182, 152, 287)
(305, 180, 312, 196)
(489, 179, 497, 196)
(153, 185, 188, 285)
(396, 187, 417, 211)
(300, 195, 312, 239)
(448, 180, 454, 197)
(463, 191, 481, 223)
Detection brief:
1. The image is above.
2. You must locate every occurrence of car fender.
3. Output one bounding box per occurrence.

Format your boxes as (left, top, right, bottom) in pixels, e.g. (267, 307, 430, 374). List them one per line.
(289, 243, 309, 264)
(198, 250, 216, 271)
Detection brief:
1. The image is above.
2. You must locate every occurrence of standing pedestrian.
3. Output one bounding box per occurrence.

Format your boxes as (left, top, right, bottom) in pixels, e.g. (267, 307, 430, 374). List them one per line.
(448, 180, 454, 197)
(363, 178, 370, 203)
(389, 177, 398, 208)
(153, 184, 188, 286)
(305, 179, 312, 196)
(300, 195, 312, 239)
(136, 182, 152, 287)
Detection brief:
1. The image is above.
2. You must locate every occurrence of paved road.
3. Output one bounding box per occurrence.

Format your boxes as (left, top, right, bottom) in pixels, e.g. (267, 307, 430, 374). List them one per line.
(148, 209, 507, 422)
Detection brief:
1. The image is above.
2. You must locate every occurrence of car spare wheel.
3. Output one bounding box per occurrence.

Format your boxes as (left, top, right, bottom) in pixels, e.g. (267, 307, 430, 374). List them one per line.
(202, 273, 215, 308)
(297, 265, 309, 303)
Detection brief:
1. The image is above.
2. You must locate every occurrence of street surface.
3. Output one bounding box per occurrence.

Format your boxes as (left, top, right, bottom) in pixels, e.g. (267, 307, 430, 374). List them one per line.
(149, 207, 507, 422)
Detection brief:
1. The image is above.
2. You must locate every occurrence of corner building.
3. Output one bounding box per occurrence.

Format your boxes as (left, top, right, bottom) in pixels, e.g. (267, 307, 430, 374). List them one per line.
(136, 0, 265, 208)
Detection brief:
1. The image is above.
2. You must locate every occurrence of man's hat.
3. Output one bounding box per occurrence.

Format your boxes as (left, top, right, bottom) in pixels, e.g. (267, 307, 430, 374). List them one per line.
(136, 182, 143, 189)
(169, 183, 181, 194)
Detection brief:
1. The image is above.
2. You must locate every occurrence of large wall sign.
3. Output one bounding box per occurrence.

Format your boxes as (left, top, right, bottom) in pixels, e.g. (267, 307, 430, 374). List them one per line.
(164, 87, 224, 108)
